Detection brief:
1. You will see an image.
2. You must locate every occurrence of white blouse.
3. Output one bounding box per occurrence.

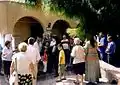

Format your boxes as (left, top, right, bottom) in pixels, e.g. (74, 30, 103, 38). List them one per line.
(2, 46, 13, 61)
(26, 45, 41, 64)
(34, 41, 42, 53)
(71, 45, 85, 64)
(12, 52, 31, 74)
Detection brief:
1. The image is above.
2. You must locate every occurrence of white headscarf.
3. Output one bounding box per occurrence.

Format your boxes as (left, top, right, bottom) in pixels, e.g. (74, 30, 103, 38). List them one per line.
(74, 38, 81, 45)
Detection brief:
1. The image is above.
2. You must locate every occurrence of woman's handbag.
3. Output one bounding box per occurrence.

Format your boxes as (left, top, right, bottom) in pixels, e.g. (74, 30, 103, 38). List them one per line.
(9, 58, 18, 85)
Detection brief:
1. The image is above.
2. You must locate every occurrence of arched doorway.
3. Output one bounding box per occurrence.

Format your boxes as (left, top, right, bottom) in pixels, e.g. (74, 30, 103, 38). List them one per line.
(52, 20, 70, 39)
(13, 16, 44, 47)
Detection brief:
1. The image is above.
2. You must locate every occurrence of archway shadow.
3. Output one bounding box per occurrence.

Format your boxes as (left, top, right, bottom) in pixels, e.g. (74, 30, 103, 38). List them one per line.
(13, 16, 44, 46)
(52, 20, 70, 39)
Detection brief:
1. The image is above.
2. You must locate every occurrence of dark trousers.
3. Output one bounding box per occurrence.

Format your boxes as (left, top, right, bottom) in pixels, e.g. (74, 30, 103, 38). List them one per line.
(97, 50, 101, 60)
(64, 49, 70, 65)
(107, 54, 114, 65)
(53, 55, 58, 75)
(3, 60, 11, 76)
(99, 52, 107, 62)
(47, 54, 58, 75)
(47, 55, 53, 73)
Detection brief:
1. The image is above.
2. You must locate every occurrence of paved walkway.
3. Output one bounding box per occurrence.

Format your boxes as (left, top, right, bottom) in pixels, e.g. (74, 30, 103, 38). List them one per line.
(0, 60, 119, 85)
(0, 73, 113, 85)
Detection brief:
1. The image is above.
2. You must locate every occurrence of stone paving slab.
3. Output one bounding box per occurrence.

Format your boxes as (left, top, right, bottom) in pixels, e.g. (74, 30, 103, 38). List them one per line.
(0, 76, 8, 85)
(0, 75, 114, 85)
(0, 60, 119, 85)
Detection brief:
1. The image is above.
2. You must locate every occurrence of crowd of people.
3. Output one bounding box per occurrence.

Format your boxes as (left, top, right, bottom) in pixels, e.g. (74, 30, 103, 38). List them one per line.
(0, 32, 120, 85)
(96, 32, 119, 66)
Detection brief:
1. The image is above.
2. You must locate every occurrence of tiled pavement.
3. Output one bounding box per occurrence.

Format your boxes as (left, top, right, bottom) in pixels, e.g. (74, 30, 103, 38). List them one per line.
(1, 60, 119, 85)
(37, 73, 113, 85)
(0, 62, 119, 85)
(0, 60, 118, 85)
(0, 72, 114, 85)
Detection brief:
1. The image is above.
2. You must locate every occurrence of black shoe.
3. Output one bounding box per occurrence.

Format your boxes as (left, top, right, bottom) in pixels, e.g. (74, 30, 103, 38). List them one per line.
(42, 72, 46, 75)
(73, 81, 80, 85)
(54, 74, 59, 77)
(61, 77, 66, 80)
(0, 73, 4, 76)
(87, 82, 97, 85)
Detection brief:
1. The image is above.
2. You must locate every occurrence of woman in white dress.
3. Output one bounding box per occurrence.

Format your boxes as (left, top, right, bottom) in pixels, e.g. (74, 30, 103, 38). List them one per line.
(10, 42, 35, 85)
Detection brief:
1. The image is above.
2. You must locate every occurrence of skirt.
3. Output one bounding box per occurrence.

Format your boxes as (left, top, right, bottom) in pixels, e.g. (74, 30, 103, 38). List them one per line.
(85, 59, 101, 82)
(18, 74, 32, 85)
(73, 62, 85, 75)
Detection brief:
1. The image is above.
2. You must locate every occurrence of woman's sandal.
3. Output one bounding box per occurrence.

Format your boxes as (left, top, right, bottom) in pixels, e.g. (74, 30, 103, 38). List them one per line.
(73, 81, 80, 85)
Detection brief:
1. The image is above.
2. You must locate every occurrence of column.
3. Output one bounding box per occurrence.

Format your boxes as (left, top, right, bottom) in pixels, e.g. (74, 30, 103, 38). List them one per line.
(0, 33, 5, 48)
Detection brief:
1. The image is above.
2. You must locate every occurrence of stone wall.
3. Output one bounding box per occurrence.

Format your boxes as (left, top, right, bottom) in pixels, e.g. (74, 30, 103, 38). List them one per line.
(0, 1, 78, 47)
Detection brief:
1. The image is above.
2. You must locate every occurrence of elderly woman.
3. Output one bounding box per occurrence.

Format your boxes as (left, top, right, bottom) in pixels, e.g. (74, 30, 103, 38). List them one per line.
(10, 42, 35, 85)
(71, 38, 85, 85)
(2, 41, 13, 79)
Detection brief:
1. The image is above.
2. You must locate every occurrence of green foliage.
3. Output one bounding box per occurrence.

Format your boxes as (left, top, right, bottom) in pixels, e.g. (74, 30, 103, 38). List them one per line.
(47, 0, 100, 33)
(25, 0, 120, 33)
(25, 0, 37, 5)
(76, 27, 85, 41)
(25, 0, 42, 9)
(76, 22, 85, 41)
(24, 0, 99, 33)
(67, 28, 77, 37)
(67, 27, 85, 41)
(76, 16, 86, 41)
(49, 0, 82, 18)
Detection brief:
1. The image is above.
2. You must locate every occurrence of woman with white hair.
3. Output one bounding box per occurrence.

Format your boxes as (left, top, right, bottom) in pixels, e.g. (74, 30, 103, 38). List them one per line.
(71, 38, 85, 85)
(10, 42, 35, 85)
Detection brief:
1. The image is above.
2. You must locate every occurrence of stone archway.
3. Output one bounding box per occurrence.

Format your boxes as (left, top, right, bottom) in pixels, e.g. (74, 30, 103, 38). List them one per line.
(52, 20, 70, 39)
(13, 16, 44, 47)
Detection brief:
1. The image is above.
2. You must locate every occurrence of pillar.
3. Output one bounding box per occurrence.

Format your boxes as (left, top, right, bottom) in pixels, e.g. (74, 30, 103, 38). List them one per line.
(0, 33, 5, 48)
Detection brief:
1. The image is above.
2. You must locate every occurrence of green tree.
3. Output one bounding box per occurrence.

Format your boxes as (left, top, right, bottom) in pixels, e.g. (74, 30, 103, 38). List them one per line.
(25, 0, 99, 33)
(25, 0, 120, 34)
(76, 17, 85, 40)
(76, 27, 85, 41)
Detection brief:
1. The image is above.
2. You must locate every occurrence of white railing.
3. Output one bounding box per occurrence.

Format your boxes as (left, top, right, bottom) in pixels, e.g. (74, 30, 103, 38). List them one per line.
(100, 60, 120, 83)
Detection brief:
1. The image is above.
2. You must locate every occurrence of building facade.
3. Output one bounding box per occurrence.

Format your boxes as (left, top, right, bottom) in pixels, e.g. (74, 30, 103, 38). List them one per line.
(0, 0, 78, 48)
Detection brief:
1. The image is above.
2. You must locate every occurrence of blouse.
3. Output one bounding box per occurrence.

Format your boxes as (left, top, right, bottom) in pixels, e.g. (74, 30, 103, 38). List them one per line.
(71, 45, 85, 64)
(2, 46, 13, 61)
(12, 52, 31, 74)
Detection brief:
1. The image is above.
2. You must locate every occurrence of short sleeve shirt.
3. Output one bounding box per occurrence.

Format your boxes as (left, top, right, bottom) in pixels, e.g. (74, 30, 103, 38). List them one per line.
(12, 52, 31, 74)
(59, 50, 65, 64)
